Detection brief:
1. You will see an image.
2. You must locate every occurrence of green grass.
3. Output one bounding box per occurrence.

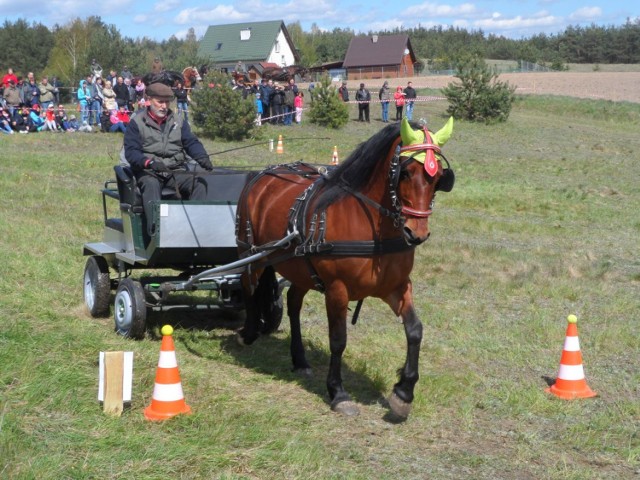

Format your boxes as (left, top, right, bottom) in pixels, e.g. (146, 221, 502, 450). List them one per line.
(1, 96, 639, 479)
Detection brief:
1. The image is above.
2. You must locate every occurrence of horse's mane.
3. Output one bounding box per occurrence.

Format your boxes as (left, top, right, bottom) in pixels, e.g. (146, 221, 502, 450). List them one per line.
(315, 122, 408, 211)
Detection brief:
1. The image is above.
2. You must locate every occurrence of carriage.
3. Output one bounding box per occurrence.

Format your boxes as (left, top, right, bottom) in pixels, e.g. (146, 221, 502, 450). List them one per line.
(82, 164, 283, 340)
(82, 117, 455, 418)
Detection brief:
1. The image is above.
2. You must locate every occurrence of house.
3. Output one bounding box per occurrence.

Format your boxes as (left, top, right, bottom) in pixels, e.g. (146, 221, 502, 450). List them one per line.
(342, 34, 416, 80)
(198, 21, 300, 75)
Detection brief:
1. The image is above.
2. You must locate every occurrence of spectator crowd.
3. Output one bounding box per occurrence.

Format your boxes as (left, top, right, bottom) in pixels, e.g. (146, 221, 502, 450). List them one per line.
(1, 63, 309, 135)
(1, 65, 142, 134)
(2, 62, 420, 136)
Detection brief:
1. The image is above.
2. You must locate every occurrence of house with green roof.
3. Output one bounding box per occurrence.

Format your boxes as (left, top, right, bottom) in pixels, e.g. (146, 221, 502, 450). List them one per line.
(198, 21, 299, 74)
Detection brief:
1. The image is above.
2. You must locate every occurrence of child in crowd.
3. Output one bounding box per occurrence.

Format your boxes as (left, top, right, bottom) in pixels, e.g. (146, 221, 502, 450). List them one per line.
(78, 120, 93, 133)
(108, 105, 129, 133)
(294, 91, 304, 124)
(255, 93, 262, 126)
(67, 114, 80, 131)
(44, 104, 59, 131)
(29, 104, 46, 131)
(0, 107, 14, 134)
(14, 107, 35, 133)
(55, 105, 72, 131)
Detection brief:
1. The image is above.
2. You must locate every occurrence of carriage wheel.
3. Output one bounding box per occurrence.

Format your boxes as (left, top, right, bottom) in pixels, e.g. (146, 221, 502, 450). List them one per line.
(114, 278, 147, 340)
(83, 256, 111, 318)
(257, 270, 284, 335)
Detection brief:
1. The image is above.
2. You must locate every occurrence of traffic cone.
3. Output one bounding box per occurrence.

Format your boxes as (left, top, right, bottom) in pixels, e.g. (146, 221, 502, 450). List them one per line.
(144, 325, 192, 420)
(276, 135, 284, 154)
(546, 315, 597, 400)
(331, 146, 339, 165)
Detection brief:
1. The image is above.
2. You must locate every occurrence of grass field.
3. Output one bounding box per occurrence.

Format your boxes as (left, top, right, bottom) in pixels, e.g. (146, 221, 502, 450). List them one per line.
(1, 94, 639, 479)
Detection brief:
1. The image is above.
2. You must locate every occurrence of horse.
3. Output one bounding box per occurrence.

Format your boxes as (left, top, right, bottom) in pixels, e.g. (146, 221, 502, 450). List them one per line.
(235, 117, 456, 419)
(182, 66, 201, 90)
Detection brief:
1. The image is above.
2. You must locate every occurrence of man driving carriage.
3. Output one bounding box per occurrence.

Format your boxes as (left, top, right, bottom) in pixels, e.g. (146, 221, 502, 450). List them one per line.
(123, 81, 213, 235)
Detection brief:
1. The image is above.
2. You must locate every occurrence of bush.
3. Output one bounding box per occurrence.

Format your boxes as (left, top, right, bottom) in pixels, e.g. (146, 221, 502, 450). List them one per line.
(308, 75, 349, 129)
(442, 55, 516, 124)
(191, 71, 257, 141)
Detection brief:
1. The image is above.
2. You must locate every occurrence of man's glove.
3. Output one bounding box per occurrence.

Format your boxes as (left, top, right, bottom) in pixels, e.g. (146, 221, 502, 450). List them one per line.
(149, 160, 169, 172)
(198, 157, 213, 171)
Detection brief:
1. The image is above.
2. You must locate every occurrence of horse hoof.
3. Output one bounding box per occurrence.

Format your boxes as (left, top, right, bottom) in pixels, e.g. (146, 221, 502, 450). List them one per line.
(236, 329, 257, 346)
(331, 400, 360, 417)
(388, 392, 412, 419)
(293, 367, 313, 378)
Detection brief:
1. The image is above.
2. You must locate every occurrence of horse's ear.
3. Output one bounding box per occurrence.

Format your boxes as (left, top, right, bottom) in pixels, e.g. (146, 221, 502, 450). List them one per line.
(432, 117, 454, 147)
(400, 117, 426, 163)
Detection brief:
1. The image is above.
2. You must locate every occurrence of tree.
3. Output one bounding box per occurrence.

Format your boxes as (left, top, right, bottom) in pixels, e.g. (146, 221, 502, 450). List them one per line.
(442, 55, 516, 124)
(308, 75, 349, 129)
(190, 71, 257, 141)
(0, 19, 53, 77)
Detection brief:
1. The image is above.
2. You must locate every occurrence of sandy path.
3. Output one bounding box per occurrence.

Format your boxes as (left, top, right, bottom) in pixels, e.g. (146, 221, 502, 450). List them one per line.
(315, 72, 640, 103)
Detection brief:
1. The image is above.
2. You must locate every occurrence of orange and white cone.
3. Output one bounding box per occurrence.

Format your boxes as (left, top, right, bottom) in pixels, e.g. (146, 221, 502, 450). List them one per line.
(144, 325, 192, 420)
(331, 146, 339, 165)
(546, 315, 597, 400)
(276, 135, 284, 154)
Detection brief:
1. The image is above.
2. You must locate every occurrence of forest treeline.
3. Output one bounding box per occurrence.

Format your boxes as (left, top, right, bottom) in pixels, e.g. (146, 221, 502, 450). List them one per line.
(1, 16, 638, 89)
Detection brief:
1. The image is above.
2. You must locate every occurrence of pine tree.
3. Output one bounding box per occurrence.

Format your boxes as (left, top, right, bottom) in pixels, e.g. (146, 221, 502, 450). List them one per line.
(191, 71, 256, 141)
(308, 75, 349, 129)
(443, 55, 516, 124)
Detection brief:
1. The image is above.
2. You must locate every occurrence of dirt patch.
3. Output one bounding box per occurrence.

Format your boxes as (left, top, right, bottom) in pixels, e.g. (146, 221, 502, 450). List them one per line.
(317, 72, 640, 104)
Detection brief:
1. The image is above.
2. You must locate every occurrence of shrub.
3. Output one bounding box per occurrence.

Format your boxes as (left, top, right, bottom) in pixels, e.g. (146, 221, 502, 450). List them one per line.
(191, 71, 257, 141)
(308, 75, 349, 129)
(443, 55, 516, 124)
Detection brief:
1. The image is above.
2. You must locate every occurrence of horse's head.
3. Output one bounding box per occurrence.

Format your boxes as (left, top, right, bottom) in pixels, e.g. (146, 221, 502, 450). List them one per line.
(182, 67, 201, 88)
(396, 117, 455, 245)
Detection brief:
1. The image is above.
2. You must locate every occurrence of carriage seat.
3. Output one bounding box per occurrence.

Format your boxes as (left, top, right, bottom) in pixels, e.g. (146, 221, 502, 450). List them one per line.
(114, 165, 177, 214)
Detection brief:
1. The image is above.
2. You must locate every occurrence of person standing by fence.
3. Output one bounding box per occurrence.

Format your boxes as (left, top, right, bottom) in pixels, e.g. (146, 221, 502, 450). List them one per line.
(355, 83, 371, 122)
(394, 86, 405, 121)
(404, 81, 417, 120)
(294, 91, 304, 124)
(378, 81, 390, 123)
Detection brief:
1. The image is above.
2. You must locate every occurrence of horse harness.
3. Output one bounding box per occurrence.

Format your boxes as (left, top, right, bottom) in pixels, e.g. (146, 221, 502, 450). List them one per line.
(237, 135, 453, 294)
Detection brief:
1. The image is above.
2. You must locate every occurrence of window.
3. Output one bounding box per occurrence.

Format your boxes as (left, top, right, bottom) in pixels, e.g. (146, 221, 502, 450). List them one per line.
(275, 41, 280, 53)
(240, 29, 251, 41)
(215, 43, 222, 50)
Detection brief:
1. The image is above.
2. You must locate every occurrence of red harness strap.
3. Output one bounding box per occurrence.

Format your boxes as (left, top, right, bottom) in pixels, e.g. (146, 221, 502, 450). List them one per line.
(398, 128, 440, 177)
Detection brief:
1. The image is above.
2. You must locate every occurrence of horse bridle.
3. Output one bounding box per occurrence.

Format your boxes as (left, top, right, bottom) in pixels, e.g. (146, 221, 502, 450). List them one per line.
(389, 134, 454, 225)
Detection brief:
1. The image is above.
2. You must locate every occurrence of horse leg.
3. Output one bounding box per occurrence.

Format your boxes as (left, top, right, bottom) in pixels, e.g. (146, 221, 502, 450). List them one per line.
(236, 271, 262, 346)
(286, 283, 312, 376)
(324, 285, 360, 416)
(384, 283, 422, 419)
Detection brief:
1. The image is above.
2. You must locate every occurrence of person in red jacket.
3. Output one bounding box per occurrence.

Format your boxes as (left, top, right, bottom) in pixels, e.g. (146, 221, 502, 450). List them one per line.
(393, 86, 406, 121)
(2, 68, 18, 88)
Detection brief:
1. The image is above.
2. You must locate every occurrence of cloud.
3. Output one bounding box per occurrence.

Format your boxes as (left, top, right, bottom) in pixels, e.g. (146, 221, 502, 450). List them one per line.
(474, 11, 560, 31)
(174, 5, 249, 25)
(568, 6, 602, 21)
(403, 2, 479, 19)
(154, 0, 181, 13)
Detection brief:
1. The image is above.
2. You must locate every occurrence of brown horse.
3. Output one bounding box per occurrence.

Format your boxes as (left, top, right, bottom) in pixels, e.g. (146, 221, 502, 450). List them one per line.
(182, 66, 201, 90)
(236, 118, 455, 419)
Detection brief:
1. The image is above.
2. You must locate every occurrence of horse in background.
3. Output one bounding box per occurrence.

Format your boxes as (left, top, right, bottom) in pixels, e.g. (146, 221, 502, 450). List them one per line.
(182, 67, 201, 90)
(236, 118, 456, 419)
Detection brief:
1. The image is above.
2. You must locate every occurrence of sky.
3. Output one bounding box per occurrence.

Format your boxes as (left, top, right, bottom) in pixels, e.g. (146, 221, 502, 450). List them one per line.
(1, 0, 637, 42)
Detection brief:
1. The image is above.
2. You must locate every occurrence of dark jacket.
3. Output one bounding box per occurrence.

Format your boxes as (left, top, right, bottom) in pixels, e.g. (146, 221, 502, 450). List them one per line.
(404, 86, 417, 102)
(338, 85, 349, 102)
(124, 109, 209, 173)
(355, 88, 371, 102)
(270, 89, 285, 106)
(173, 87, 188, 102)
(113, 82, 130, 107)
(260, 85, 272, 105)
(283, 88, 295, 108)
